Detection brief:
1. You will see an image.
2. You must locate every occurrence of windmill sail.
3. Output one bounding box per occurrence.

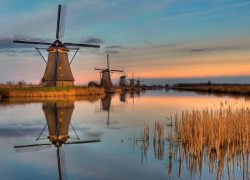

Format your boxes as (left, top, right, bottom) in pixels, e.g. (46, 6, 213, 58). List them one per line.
(56, 5, 67, 40)
(95, 54, 123, 92)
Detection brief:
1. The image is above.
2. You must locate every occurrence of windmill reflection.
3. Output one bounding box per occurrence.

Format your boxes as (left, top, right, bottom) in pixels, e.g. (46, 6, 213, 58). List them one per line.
(14, 101, 100, 180)
(119, 92, 126, 102)
(101, 94, 112, 126)
(96, 94, 125, 126)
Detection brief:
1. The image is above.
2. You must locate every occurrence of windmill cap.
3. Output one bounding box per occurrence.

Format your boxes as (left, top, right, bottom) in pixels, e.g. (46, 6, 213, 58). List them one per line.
(47, 40, 69, 52)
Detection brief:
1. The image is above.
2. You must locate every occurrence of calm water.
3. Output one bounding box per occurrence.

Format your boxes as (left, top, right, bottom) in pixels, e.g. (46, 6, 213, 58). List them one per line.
(0, 90, 250, 180)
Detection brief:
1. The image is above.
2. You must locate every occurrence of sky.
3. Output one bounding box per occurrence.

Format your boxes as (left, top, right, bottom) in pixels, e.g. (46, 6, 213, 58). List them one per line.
(0, 0, 250, 85)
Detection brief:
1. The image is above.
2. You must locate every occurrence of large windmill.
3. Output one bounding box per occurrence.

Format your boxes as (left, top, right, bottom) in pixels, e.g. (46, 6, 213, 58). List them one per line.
(95, 54, 123, 93)
(14, 5, 100, 87)
(14, 101, 100, 180)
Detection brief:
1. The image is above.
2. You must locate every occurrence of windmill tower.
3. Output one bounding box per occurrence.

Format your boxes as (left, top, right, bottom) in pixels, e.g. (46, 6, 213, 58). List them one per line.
(136, 77, 144, 88)
(95, 54, 123, 93)
(119, 72, 127, 88)
(14, 101, 100, 180)
(14, 5, 100, 87)
(129, 73, 135, 89)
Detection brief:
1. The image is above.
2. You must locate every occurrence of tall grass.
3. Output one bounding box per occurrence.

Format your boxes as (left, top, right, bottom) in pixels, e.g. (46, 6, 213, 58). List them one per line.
(170, 104, 250, 179)
(133, 104, 250, 179)
(0, 86, 105, 98)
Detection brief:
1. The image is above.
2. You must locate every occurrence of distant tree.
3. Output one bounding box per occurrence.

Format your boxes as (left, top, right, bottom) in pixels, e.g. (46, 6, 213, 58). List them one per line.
(6, 81, 14, 85)
(88, 81, 100, 87)
(17, 80, 26, 86)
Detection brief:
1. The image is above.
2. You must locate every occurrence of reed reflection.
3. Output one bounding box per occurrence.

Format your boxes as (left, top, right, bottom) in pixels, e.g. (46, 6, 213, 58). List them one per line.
(14, 100, 100, 180)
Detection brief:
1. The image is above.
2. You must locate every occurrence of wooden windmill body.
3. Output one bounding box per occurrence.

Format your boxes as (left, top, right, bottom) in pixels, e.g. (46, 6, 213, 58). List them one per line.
(119, 73, 127, 87)
(95, 54, 123, 93)
(129, 73, 136, 89)
(14, 5, 100, 87)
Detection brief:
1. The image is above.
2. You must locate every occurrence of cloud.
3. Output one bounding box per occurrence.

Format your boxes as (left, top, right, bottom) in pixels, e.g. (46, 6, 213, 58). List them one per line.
(84, 37, 104, 44)
(104, 50, 120, 54)
(105, 45, 123, 49)
(0, 128, 41, 138)
(0, 37, 13, 49)
(86, 132, 103, 138)
(104, 45, 135, 54)
(189, 47, 239, 53)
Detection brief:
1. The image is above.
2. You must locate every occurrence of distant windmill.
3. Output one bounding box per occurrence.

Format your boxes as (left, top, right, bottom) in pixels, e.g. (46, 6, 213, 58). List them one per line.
(128, 73, 135, 89)
(95, 54, 123, 93)
(14, 101, 100, 180)
(136, 77, 144, 88)
(118, 72, 127, 88)
(14, 5, 100, 87)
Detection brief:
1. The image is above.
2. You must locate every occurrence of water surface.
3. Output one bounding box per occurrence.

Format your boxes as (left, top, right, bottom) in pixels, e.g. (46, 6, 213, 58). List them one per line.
(0, 90, 249, 180)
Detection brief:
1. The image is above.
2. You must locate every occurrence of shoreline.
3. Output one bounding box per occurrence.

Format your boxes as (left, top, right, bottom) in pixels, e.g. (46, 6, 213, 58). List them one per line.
(0, 86, 105, 98)
(170, 84, 250, 96)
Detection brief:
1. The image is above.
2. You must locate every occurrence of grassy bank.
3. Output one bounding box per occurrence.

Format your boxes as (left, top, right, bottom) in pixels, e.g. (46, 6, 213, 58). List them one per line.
(171, 84, 250, 95)
(0, 85, 105, 98)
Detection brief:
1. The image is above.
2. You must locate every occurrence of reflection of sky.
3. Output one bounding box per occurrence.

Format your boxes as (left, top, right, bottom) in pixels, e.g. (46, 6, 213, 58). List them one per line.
(0, 1, 250, 84)
(0, 90, 249, 179)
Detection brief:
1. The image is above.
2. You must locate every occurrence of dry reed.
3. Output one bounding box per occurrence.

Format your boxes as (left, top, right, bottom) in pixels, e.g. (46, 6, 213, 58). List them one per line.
(170, 104, 250, 179)
(0, 86, 104, 98)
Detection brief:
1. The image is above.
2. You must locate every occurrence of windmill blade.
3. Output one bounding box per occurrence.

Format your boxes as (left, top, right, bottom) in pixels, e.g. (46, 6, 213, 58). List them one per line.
(13, 40, 51, 46)
(56, 5, 62, 40)
(14, 144, 52, 153)
(14, 35, 51, 46)
(57, 147, 68, 180)
(59, 5, 67, 40)
(14, 35, 52, 43)
(14, 143, 52, 149)
(110, 69, 124, 72)
(107, 54, 109, 69)
(94, 68, 106, 71)
(64, 42, 100, 48)
(65, 139, 101, 145)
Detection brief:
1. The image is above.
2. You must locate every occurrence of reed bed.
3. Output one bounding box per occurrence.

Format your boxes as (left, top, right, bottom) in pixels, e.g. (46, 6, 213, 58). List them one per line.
(172, 84, 250, 95)
(132, 105, 250, 179)
(153, 121, 165, 160)
(0, 86, 104, 98)
(170, 104, 250, 179)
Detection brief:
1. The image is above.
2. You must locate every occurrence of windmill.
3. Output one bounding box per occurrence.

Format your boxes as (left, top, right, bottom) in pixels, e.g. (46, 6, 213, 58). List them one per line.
(14, 101, 100, 180)
(135, 77, 144, 88)
(118, 72, 127, 88)
(128, 73, 136, 89)
(14, 5, 100, 87)
(95, 54, 123, 93)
